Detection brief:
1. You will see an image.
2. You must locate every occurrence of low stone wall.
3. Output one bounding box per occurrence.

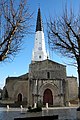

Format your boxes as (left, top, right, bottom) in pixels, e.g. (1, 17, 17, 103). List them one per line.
(14, 115, 58, 120)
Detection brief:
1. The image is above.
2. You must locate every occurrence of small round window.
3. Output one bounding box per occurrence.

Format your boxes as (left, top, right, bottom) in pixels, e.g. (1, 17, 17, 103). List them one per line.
(39, 55, 41, 58)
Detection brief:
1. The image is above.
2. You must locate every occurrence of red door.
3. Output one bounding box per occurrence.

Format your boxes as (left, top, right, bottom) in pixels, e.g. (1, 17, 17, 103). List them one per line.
(43, 89, 53, 105)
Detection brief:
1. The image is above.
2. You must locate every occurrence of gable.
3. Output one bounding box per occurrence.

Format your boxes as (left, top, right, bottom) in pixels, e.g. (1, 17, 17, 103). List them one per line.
(29, 59, 66, 80)
(30, 59, 66, 71)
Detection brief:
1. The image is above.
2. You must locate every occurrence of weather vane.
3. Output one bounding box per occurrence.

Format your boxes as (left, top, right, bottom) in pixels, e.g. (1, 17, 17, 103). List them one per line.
(38, 3, 40, 8)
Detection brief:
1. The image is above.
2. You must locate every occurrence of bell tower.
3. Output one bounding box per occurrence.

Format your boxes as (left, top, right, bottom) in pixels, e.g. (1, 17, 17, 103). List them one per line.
(32, 8, 48, 62)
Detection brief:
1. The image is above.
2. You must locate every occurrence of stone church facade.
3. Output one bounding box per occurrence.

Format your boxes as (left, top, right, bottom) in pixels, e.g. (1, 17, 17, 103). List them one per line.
(28, 59, 66, 106)
(2, 8, 78, 107)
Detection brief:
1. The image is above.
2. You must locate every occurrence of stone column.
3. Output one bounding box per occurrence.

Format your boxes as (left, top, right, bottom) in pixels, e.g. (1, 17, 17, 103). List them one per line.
(65, 80, 69, 106)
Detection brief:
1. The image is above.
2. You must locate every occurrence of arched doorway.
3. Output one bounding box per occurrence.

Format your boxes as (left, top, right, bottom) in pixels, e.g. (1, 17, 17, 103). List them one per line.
(18, 93, 22, 102)
(43, 89, 53, 105)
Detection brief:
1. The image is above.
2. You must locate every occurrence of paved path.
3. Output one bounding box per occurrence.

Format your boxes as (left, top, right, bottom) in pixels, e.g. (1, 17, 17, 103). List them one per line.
(15, 107, 78, 120)
(0, 107, 78, 120)
(42, 107, 77, 119)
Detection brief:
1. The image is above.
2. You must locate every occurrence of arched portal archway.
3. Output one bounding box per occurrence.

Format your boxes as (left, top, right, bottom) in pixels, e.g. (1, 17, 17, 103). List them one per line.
(43, 88, 53, 105)
(18, 93, 22, 102)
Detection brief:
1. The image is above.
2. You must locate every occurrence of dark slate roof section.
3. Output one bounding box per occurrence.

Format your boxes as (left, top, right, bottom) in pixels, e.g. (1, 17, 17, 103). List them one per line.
(36, 8, 43, 32)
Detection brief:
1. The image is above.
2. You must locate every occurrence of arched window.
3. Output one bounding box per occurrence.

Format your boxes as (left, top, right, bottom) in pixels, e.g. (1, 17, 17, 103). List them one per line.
(47, 72, 50, 79)
(18, 93, 22, 102)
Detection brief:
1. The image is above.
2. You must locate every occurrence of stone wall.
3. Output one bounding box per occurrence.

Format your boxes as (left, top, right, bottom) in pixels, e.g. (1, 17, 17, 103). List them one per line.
(29, 59, 66, 80)
(3, 75, 28, 103)
(29, 59, 66, 106)
(66, 76, 78, 101)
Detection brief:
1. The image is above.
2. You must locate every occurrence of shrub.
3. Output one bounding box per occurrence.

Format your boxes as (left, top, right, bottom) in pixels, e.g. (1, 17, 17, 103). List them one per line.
(77, 107, 80, 111)
(27, 106, 42, 112)
(28, 106, 32, 110)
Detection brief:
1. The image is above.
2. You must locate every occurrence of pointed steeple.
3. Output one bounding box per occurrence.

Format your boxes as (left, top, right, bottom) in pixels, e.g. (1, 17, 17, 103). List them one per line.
(32, 8, 48, 62)
(36, 8, 43, 32)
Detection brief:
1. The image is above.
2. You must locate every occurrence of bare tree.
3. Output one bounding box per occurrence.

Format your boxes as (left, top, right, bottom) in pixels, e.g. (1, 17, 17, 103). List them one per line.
(47, 7, 80, 105)
(0, 0, 32, 61)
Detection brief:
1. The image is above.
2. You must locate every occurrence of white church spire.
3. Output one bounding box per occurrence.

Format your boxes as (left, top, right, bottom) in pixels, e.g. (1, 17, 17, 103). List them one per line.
(32, 8, 48, 62)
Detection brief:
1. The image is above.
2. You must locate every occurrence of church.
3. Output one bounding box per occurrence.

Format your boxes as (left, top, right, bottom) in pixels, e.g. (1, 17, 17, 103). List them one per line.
(2, 8, 78, 107)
